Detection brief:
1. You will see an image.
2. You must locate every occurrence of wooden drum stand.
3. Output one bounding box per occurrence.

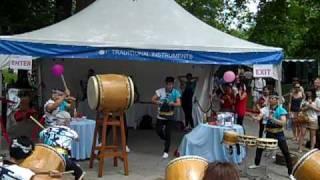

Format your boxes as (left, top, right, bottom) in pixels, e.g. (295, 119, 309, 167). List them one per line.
(87, 74, 135, 177)
(89, 111, 129, 177)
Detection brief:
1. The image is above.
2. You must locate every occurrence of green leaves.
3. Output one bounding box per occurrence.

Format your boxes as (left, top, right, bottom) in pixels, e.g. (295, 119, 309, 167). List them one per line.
(0, 0, 55, 35)
(248, 0, 320, 59)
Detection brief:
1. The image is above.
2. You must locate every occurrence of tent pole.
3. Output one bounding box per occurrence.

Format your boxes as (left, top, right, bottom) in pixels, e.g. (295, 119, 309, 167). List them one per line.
(0, 69, 2, 116)
(37, 60, 43, 112)
(276, 63, 282, 97)
(0, 70, 2, 139)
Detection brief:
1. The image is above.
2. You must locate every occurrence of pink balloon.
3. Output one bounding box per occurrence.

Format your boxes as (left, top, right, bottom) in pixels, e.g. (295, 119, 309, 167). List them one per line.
(52, 64, 64, 77)
(223, 71, 235, 83)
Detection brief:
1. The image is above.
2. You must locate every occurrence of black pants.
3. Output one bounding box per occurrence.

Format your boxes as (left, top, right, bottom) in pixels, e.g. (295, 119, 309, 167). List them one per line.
(156, 119, 174, 153)
(259, 118, 265, 138)
(234, 115, 244, 155)
(316, 116, 320, 148)
(254, 131, 293, 175)
(236, 115, 244, 126)
(182, 101, 194, 128)
(66, 158, 84, 180)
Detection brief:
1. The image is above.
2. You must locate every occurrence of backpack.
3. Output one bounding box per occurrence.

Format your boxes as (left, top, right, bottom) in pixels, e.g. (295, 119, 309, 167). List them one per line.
(139, 115, 153, 129)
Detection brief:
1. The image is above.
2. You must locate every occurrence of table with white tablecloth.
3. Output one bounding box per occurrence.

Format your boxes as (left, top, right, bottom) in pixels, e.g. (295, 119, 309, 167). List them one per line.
(70, 119, 96, 160)
(178, 123, 245, 163)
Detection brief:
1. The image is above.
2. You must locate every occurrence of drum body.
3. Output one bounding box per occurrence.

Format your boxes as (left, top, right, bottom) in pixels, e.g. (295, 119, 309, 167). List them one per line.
(238, 135, 257, 146)
(87, 74, 134, 112)
(293, 149, 320, 180)
(223, 131, 239, 145)
(166, 156, 208, 180)
(256, 138, 278, 150)
(20, 144, 66, 172)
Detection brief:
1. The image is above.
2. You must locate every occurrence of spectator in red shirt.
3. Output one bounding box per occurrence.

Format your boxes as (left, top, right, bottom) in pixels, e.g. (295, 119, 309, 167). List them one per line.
(14, 96, 37, 122)
(235, 83, 248, 126)
(220, 85, 235, 112)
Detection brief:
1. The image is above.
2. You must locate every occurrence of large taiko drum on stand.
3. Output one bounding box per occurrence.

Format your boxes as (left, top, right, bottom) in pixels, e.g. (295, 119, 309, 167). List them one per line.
(166, 156, 208, 180)
(293, 149, 320, 180)
(20, 144, 66, 172)
(87, 74, 135, 112)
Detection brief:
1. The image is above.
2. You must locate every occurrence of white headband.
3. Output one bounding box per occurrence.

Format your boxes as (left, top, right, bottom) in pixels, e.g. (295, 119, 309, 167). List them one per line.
(11, 139, 32, 154)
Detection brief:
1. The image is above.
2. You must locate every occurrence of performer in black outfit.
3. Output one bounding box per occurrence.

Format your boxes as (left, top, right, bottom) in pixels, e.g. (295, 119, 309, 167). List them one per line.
(248, 93, 294, 180)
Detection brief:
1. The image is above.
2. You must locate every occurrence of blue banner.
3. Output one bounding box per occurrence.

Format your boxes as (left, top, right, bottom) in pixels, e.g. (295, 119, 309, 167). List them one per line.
(0, 39, 283, 65)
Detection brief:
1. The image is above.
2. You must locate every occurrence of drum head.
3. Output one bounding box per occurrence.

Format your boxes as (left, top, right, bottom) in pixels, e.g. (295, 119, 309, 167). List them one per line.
(167, 155, 208, 166)
(293, 149, 318, 176)
(127, 76, 135, 109)
(87, 76, 99, 110)
(224, 131, 238, 136)
(20, 144, 66, 172)
(166, 156, 208, 180)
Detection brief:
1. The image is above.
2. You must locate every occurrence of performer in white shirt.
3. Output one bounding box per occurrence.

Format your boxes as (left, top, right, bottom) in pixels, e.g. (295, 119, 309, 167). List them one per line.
(251, 78, 266, 103)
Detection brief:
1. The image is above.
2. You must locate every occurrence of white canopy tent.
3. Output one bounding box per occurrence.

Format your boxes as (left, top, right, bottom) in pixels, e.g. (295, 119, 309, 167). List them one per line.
(0, 0, 283, 127)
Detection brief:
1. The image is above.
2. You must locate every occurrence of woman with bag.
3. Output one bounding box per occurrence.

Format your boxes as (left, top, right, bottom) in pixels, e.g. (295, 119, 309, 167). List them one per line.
(300, 91, 318, 152)
(288, 83, 304, 141)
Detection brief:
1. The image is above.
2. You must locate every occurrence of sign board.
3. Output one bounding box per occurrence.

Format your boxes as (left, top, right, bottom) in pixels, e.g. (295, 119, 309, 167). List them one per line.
(9, 55, 32, 70)
(253, 64, 279, 80)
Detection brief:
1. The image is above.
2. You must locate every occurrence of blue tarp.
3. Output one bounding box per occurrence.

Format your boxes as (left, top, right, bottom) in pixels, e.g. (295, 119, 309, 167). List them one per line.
(0, 39, 283, 65)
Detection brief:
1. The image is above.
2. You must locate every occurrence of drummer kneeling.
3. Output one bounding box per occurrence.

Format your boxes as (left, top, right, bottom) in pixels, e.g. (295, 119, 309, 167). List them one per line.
(0, 136, 61, 180)
(39, 126, 85, 180)
(248, 93, 295, 180)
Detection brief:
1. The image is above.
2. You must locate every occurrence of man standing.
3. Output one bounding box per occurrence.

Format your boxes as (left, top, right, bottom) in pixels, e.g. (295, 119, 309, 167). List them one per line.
(249, 93, 294, 180)
(80, 69, 95, 101)
(178, 73, 198, 130)
(152, 76, 181, 158)
(251, 77, 266, 103)
(312, 78, 320, 148)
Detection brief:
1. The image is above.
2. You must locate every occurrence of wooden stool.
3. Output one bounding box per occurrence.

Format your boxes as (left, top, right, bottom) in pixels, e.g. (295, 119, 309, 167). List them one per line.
(89, 111, 129, 177)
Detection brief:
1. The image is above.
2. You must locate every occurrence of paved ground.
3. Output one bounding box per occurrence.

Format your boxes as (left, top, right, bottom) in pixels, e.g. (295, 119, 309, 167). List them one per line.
(0, 117, 309, 180)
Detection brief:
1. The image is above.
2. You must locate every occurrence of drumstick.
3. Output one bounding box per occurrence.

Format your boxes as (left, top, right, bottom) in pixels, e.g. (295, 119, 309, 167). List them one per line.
(65, 96, 76, 101)
(61, 74, 68, 91)
(30, 116, 45, 129)
(60, 171, 74, 175)
(36, 170, 74, 175)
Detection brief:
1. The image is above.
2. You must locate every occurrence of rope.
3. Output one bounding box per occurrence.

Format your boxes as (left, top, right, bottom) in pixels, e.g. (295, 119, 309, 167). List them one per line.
(194, 97, 213, 113)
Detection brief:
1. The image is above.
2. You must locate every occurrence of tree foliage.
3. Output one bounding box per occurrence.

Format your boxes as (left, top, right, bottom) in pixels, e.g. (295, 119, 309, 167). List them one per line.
(176, 0, 254, 38)
(0, 0, 95, 35)
(0, 0, 56, 35)
(293, 1, 320, 59)
(248, 0, 320, 59)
